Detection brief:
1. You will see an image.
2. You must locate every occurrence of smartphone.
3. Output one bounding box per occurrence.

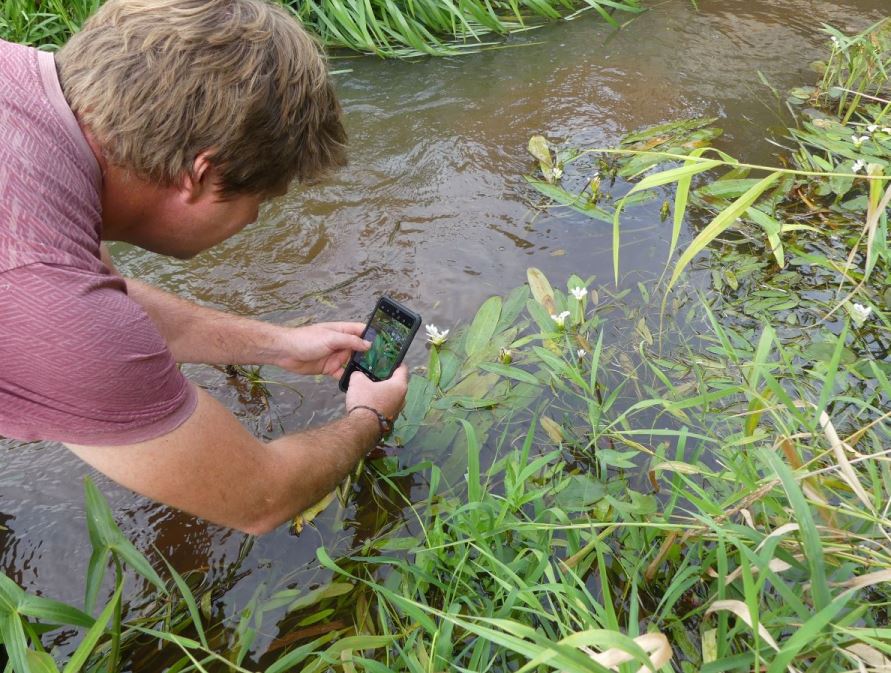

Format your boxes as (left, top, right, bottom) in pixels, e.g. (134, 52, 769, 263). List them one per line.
(339, 296, 422, 392)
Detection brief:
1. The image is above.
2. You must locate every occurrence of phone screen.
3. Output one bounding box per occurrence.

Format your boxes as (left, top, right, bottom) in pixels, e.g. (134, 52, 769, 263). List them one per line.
(354, 305, 413, 379)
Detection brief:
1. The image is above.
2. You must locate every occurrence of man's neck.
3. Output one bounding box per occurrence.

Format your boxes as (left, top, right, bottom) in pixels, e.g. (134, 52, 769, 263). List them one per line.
(80, 123, 166, 244)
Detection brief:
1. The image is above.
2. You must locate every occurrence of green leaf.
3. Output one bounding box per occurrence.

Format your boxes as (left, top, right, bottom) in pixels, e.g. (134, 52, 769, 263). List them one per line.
(745, 207, 785, 267)
(395, 375, 434, 445)
(801, 341, 857, 365)
(766, 592, 853, 673)
(427, 347, 441, 387)
(83, 478, 166, 608)
(525, 298, 558, 334)
(287, 583, 354, 613)
(18, 596, 94, 629)
(62, 583, 124, 673)
(627, 159, 723, 196)
(84, 548, 110, 616)
(1, 614, 31, 673)
(622, 116, 719, 144)
(478, 363, 541, 385)
(496, 285, 531, 334)
(160, 557, 208, 650)
(263, 633, 339, 673)
(26, 651, 60, 673)
(553, 475, 606, 510)
(525, 178, 613, 223)
(667, 172, 783, 292)
(762, 450, 830, 612)
(459, 419, 481, 502)
(464, 296, 502, 358)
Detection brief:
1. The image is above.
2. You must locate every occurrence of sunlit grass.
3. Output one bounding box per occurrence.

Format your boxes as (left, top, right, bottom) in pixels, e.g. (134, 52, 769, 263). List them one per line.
(0, 0, 642, 56)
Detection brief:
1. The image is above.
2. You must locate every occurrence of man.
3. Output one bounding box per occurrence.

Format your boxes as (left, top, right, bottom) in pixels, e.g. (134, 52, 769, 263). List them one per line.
(0, 0, 408, 535)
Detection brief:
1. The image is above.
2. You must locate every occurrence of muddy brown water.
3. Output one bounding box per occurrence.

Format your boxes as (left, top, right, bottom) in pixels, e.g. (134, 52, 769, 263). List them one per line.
(1, 0, 887, 657)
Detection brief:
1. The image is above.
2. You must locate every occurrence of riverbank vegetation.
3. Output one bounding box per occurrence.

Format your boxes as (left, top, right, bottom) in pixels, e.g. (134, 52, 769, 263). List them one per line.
(0, 0, 641, 56)
(2, 14, 890, 673)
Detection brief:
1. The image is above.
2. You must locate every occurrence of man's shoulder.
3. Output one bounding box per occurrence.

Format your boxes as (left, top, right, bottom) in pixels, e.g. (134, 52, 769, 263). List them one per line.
(0, 261, 125, 306)
(0, 39, 37, 93)
(0, 262, 195, 446)
(0, 38, 102, 275)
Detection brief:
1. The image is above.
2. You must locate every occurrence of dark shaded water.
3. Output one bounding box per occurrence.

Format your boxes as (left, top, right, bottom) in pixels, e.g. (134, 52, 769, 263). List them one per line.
(1, 0, 887, 653)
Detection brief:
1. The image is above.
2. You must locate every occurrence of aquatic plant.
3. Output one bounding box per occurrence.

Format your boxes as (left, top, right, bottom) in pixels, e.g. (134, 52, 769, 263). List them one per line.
(526, 20, 891, 297)
(255, 259, 890, 672)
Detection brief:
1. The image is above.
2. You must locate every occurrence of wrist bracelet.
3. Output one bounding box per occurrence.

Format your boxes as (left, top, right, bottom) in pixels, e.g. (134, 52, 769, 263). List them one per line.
(348, 405, 394, 436)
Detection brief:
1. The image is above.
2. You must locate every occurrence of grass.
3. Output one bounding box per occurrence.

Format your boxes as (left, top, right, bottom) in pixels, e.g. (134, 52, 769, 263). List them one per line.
(1, 15, 890, 673)
(0, 0, 642, 56)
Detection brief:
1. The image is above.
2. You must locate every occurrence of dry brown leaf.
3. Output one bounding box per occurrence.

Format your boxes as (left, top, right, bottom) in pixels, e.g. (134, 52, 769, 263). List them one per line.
(758, 523, 800, 549)
(527, 267, 556, 315)
(579, 632, 673, 673)
(834, 569, 891, 591)
(820, 410, 874, 513)
(292, 490, 337, 534)
(845, 643, 891, 670)
(651, 460, 704, 475)
(540, 416, 564, 444)
(713, 558, 793, 585)
(705, 600, 780, 651)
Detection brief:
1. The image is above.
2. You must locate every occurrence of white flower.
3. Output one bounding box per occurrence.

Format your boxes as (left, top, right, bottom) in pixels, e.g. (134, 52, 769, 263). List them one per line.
(850, 303, 872, 327)
(576, 349, 587, 359)
(852, 159, 865, 173)
(867, 124, 878, 133)
(570, 286, 587, 301)
(830, 36, 840, 47)
(425, 323, 449, 346)
(551, 311, 570, 327)
(851, 135, 870, 147)
(552, 166, 563, 180)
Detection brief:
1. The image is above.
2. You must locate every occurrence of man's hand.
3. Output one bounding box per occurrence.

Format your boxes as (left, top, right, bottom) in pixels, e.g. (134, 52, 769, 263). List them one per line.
(345, 365, 409, 421)
(274, 322, 371, 377)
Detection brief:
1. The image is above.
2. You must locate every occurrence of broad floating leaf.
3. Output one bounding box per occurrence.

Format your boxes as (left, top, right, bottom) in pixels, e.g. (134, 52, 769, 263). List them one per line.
(540, 415, 564, 443)
(464, 296, 502, 358)
(527, 135, 555, 182)
(527, 267, 556, 315)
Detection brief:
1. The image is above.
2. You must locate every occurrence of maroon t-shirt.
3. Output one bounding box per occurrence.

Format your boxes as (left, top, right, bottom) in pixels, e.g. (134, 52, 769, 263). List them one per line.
(0, 39, 197, 445)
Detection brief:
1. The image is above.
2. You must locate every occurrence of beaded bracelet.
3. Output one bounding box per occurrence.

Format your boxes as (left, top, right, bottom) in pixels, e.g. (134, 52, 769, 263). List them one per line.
(347, 405, 394, 436)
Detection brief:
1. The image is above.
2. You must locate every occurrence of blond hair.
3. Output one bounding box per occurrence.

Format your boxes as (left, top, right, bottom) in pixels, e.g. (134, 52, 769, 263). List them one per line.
(56, 0, 346, 196)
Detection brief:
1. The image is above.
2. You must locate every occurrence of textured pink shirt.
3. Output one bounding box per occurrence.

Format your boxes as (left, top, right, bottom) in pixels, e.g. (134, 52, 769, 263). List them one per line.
(0, 39, 197, 445)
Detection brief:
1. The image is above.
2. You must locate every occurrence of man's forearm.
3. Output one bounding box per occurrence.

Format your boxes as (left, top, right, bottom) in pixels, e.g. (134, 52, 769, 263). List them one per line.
(258, 409, 383, 530)
(67, 387, 385, 535)
(125, 277, 286, 366)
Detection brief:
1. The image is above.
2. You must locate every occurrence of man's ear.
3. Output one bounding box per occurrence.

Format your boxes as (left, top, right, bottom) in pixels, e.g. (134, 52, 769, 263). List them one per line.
(179, 150, 215, 203)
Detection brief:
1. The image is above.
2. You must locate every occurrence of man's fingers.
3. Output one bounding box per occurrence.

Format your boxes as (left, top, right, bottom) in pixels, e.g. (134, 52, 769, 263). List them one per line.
(320, 321, 367, 336)
(331, 333, 371, 352)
